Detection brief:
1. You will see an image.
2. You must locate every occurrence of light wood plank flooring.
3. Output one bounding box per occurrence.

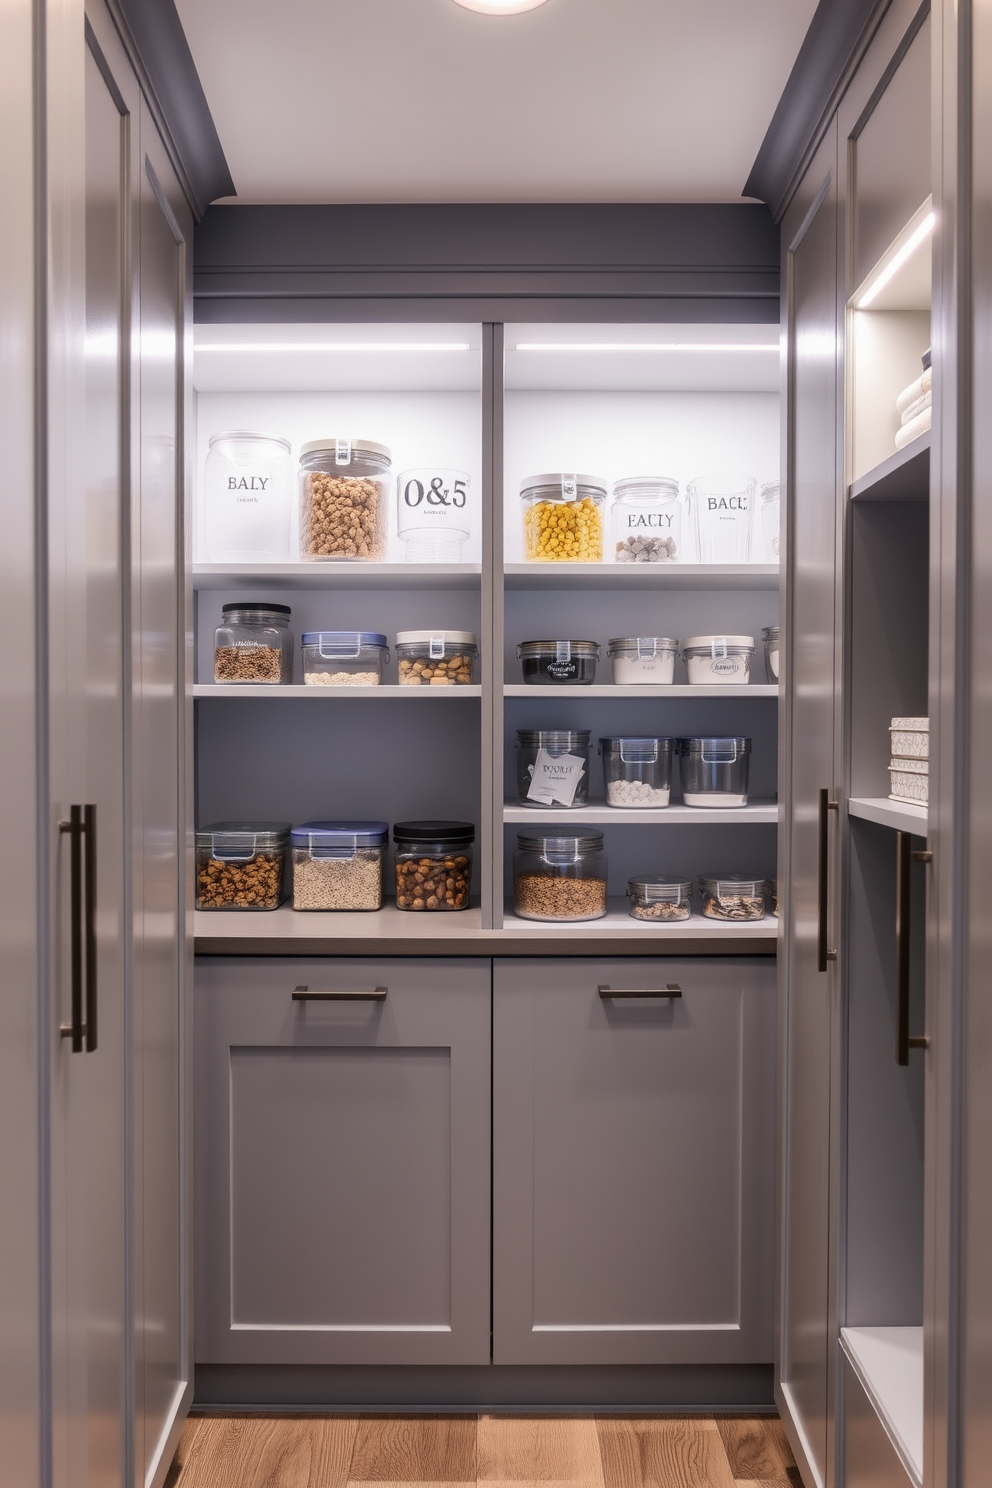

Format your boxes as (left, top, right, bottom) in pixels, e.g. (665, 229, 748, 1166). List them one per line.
(166, 1414, 800, 1488)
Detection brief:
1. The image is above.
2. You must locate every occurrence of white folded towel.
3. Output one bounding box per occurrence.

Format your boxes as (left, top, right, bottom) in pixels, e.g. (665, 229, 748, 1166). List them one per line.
(897, 366, 933, 415)
(901, 390, 932, 425)
(895, 405, 932, 449)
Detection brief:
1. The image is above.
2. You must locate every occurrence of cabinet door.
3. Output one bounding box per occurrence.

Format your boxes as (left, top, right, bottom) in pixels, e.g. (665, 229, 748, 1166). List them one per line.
(195, 956, 491, 1365)
(492, 956, 775, 1366)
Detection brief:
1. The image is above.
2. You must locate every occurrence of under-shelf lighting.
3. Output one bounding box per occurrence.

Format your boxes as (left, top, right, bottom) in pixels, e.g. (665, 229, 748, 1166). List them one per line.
(196, 341, 472, 354)
(515, 342, 779, 353)
(856, 211, 936, 309)
(452, 0, 550, 13)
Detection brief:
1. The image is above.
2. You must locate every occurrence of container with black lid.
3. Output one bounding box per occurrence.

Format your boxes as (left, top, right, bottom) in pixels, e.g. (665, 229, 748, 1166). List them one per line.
(213, 602, 293, 684)
(393, 821, 474, 911)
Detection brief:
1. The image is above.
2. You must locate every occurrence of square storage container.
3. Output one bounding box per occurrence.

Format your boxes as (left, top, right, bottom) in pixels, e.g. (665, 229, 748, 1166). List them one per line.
(516, 730, 591, 808)
(195, 822, 290, 911)
(678, 736, 751, 807)
(600, 737, 673, 807)
(301, 632, 389, 686)
(396, 631, 478, 685)
(291, 821, 388, 911)
(890, 715, 929, 759)
(214, 603, 294, 684)
(889, 756, 929, 804)
(393, 821, 474, 911)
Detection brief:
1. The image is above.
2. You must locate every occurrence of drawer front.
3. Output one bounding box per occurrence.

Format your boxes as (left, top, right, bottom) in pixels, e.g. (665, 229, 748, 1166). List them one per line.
(492, 956, 776, 1365)
(195, 957, 491, 1366)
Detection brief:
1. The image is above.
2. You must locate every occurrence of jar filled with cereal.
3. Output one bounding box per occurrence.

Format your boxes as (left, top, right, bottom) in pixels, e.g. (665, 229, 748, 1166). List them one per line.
(520, 473, 606, 562)
(298, 438, 391, 561)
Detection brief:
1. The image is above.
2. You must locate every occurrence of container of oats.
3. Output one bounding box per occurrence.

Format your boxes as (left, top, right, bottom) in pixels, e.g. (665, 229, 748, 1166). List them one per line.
(291, 821, 388, 911)
(195, 822, 290, 910)
(299, 438, 391, 561)
(301, 632, 389, 686)
(513, 828, 607, 921)
(395, 631, 478, 685)
(626, 875, 693, 922)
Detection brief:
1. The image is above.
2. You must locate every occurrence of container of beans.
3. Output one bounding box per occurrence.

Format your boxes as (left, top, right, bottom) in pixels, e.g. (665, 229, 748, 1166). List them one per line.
(395, 631, 478, 686)
(513, 828, 607, 921)
(699, 875, 768, 921)
(517, 639, 600, 685)
(520, 473, 606, 562)
(601, 737, 673, 808)
(516, 729, 591, 808)
(626, 875, 693, 922)
(299, 438, 391, 561)
(291, 821, 388, 911)
(213, 603, 294, 683)
(195, 822, 290, 910)
(608, 637, 678, 685)
(301, 631, 389, 686)
(393, 821, 473, 911)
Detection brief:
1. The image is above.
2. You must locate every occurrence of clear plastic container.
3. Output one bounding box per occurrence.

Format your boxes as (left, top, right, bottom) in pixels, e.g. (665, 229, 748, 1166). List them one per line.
(608, 637, 679, 685)
(758, 481, 781, 562)
(396, 467, 471, 561)
(301, 631, 389, 686)
(393, 821, 474, 911)
(203, 431, 293, 562)
(683, 634, 755, 685)
(195, 822, 290, 910)
(678, 736, 751, 807)
(763, 625, 780, 682)
(626, 875, 693, 922)
(687, 474, 756, 563)
(770, 879, 780, 917)
(513, 828, 607, 921)
(395, 631, 478, 685)
(291, 821, 388, 911)
(517, 640, 600, 685)
(600, 737, 673, 808)
(516, 729, 591, 808)
(611, 476, 682, 563)
(299, 439, 391, 561)
(520, 473, 606, 562)
(214, 603, 294, 684)
(699, 875, 768, 920)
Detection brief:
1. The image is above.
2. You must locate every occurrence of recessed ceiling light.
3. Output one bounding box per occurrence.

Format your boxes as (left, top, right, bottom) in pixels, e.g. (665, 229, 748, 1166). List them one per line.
(514, 342, 779, 353)
(452, 0, 551, 14)
(195, 342, 471, 354)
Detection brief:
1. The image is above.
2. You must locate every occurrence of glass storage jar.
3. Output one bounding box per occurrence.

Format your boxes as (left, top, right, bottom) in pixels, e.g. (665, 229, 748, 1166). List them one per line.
(393, 821, 474, 911)
(195, 822, 290, 910)
(513, 828, 607, 922)
(763, 624, 780, 682)
(291, 821, 388, 911)
(699, 875, 768, 921)
(608, 636, 678, 685)
(301, 631, 389, 686)
(396, 467, 471, 561)
(611, 476, 682, 563)
(678, 736, 751, 807)
(516, 729, 591, 808)
(298, 438, 391, 561)
(203, 430, 293, 562)
(517, 640, 600, 685)
(687, 474, 756, 563)
(520, 473, 606, 562)
(758, 481, 781, 561)
(626, 875, 693, 922)
(395, 631, 478, 685)
(600, 737, 673, 808)
(683, 634, 755, 685)
(213, 602, 294, 684)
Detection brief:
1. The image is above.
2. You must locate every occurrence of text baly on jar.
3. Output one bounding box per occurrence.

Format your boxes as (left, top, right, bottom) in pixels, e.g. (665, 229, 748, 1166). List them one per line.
(298, 438, 391, 561)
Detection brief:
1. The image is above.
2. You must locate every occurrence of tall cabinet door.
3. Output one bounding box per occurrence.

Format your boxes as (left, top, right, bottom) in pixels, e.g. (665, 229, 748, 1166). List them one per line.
(777, 120, 842, 1488)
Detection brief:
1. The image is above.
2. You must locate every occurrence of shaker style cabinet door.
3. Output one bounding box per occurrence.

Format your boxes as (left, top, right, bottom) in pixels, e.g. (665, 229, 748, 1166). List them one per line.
(492, 957, 776, 1366)
(195, 957, 491, 1366)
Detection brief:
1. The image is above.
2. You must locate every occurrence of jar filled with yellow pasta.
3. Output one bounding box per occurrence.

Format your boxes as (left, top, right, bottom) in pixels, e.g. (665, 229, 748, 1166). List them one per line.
(520, 473, 607, 562)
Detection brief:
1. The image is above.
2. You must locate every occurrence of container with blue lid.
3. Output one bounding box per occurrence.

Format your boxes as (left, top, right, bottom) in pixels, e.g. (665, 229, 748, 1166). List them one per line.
(291, 819, 389, 911)
(300, 631, 389, 686)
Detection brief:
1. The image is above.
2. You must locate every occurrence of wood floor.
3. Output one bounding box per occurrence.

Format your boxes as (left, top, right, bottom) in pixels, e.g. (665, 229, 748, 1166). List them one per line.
(166, 1413, 801, 1488)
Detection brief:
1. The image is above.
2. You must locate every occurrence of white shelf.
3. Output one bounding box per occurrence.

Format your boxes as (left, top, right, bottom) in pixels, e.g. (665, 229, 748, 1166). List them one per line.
(504, 684, 778, 699)
(503, 800, 779, 825)
(192, 562, 481, 591)
(841, 1326, 923, 1488)
(505, 563, 780, 591)
(849, 797, 927, 833)
(193, 684, 482, 700)
(505, 903, 779, 937)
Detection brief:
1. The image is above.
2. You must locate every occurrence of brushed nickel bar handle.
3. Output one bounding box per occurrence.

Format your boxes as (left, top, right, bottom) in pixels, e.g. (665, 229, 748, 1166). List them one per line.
(59, 806, 84, 1052)
(598, 984, 683, 999)
(896, 835, 931, 1065)
(293, 985, 387, 1001)
(817, 788, 839, 972)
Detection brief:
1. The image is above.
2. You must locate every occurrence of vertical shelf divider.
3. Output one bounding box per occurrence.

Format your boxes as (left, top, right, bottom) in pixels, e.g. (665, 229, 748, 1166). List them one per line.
(482, 322, 505, 930)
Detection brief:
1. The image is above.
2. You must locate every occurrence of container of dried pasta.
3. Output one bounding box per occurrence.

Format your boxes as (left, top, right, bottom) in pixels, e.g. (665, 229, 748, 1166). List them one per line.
(298, 439, 391, 561)
(291, 821, 388, 911)
(195, 822, 290, 910)
(698, 876, 768, 921)
(301, 632, 389, 686)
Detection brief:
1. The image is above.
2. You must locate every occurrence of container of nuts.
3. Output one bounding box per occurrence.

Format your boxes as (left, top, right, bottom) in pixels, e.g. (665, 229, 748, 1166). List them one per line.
(301, 632, 389, 686)
(512, 828, 607, 921)
(698, 875, 768, 921)
(626, 875, 692, 922)
(298, 438, 391, 561)
(520, 473, 606, 562)
(395, 631, 478, 686)
(393, 821, 473, 911)
(213, 602, 294, 683)
(195, 822, 290, 910)
(291, 821, 388, 911)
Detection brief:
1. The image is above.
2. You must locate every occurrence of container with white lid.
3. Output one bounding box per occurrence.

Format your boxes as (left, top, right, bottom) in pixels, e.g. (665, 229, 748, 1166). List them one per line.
(608, 637, 679, 685)
(204, 431, 293, 562)
(291, 820, 389, 911)
(611, 476, 681, 563)
(762, 625, 780, 682)
(298, 438, 391, 561)
(677, 737, 751, 807)
(683, 634, 755, 685)
(301, 631, 389, 686)
(520, 473, 607, 562)
(395, 631, 478, 685)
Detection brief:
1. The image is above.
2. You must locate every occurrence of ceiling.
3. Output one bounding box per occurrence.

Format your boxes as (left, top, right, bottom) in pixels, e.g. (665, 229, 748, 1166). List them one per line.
(174, 0, 818, 206)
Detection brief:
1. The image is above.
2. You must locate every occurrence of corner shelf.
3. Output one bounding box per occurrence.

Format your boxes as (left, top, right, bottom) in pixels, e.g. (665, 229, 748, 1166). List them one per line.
(503, 800, 779, 826)
(503, 684, 778, 699)
(192, 562, 481, 591)
(849, 797, 927, 833)
(504, 563, 780, 591)
(841, 1326, 923, 1488)
(193, 684, 482, 700)
(850, 433, 930, 503)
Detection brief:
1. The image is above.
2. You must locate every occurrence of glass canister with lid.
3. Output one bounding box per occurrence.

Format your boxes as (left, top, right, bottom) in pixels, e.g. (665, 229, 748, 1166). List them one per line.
(601, 736, 674, 807)
(393, 821, 474, 911)
(291, 821, 388, 910)
(301, 631, 389, 686)
(627, 875, 693, 922)
(516, 729, 591, 808)
(699, 875, 768, 921)
(758, 481, 781, 561)
(517, 640, 600, 685)
(214, 602, 294, 683)
(687, 474, 756, 563)
(683, 634, 755, 685)
(678, 736, 751, 807)
(203, 431, 293, 562)
(195, 821, 290, 910)
(608, 637, 679, 685)
(763, 625, 780, 682)
(298, 438, 391, 561)
(520, 473, 606, 562)
(611, 476, 682, 562)
(396, 631, 478, 685)
(396, 467, 472, 561)
(513, 828, 607, 921)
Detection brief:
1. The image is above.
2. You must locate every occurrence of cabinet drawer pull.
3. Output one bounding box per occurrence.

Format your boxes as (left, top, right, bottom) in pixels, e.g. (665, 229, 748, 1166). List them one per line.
(59, 804, 97, 1053)
(895, 834, 930, 1065)
(818, 788, 839, 971)
(598, 984, 682, 999)
(293, 985, 387, 1001)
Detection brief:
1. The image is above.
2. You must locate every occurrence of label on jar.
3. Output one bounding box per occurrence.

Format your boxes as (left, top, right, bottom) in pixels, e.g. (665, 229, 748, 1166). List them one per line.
(545, 659, 579, 680)
(561, 474, 578, 501)
(397, 469, 472, 534)
(527, 749, 586, 806)
(335, 438, 352, 466)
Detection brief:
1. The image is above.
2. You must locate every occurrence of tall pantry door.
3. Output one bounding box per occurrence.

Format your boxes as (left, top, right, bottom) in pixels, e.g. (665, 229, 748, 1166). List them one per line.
(777, 120, 842, 1488)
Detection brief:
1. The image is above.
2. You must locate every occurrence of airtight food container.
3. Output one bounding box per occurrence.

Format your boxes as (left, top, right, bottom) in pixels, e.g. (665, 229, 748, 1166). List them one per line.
(516, 730, 591, 809)
(301, 632, 389, 686)
(763, 625, 780, 683)
(699, 876, 768, 921)
(517, 640, 600, 685)
(291, 821, 388, 912)
(195, 822, 290, 911)
(214, 603, 294, 684)
(626, 876, 693, 922)
(608, 637, 678, 685)
(393, 821, 474, 911)
(396, 631, 478, 685)
(203, 431, 293, 562)
(677, 737, 751, 807)
(600, 737, 673, 808)
(298, 438, 391, 561)
(520, 473, 607, 562)
(683, 635, 755, 685)
(513, 829, 607, 922)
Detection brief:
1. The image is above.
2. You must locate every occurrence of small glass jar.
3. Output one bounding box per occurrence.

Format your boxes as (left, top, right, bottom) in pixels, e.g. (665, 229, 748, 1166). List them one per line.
(758, 481, 781, 562)
(291, 821, 388, 911)
(299, 438, 391, 561)
(699, 876, 768, 921)
(626, 876, 693, 922)
(601, 737, 673, 808)
(195, 822, 290, 910)
(397, 467, 471, 561)
(203, 430, 293, 562)
(516, 730, 591, 808)
(513, 829, 607, 921)
(683, 634, 755, 685)
(770, 879, 780, 917)
(678, 737, 752, 807)
(395, 631, 478, 686)
(608, 637, 679, 685)
(301, 632, 389, 686)
(763, 625, 780, 683)
(393, 821, 474, 911)
(517, 640, 600, 685)
(520, 473, 606, 562)
(213, 603, 294, 684)
(611, 476, 682, 563)
(687, 474, 756, 563)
